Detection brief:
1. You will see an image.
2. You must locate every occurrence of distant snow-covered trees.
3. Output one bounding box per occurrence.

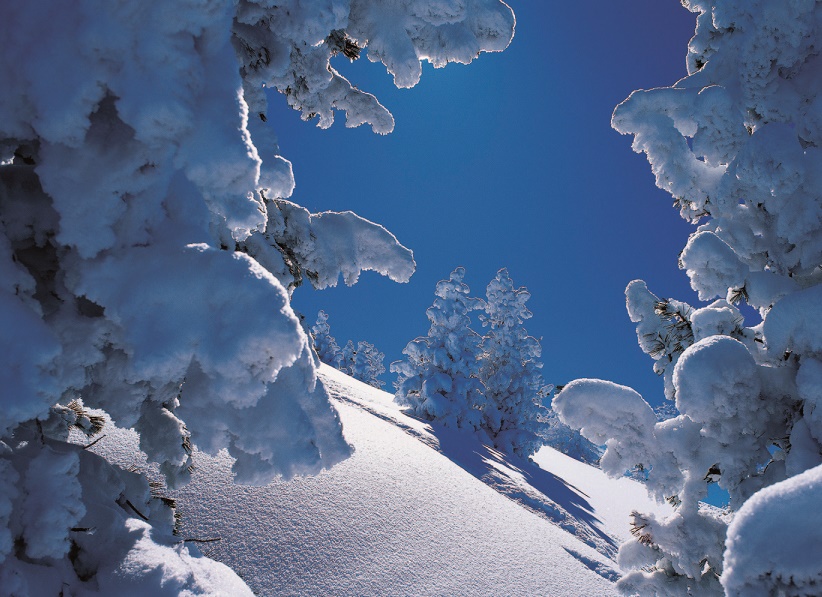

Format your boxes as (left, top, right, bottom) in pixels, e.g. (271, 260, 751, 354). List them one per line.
(312, 310, 344, 369)
(393, 268, 596, 460)
(311, 311, 385, 388)
(554, 1, 822, 594)
(0, 0, 514, 591)
(342, 340, 386, 389)
(392, 267, 487, 429)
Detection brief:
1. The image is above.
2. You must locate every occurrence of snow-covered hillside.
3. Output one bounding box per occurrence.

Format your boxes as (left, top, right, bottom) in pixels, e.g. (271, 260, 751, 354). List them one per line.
(96, 365, 668, 596)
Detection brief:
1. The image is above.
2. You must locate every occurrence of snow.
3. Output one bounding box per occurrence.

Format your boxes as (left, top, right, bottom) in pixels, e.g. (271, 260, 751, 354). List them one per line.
(6, 0, 822, 592)
(797, 358, 822, 445)
(569, 0, 822, 591)
(722, 463, 822, 596)
(762, 283, 822, 356)
(74, 243, 303, 398)
(312, 310, 344, 368)
(678, 231, 747, 302)
(529, 444, 670, 546)
(340, 339, 386, 387)
(479, 268, 551, 457)
(553, 379, 657, 480)
(347, 0, 515, 89)
(89, 519, 256, 597)
(241, 199, 416, 294)
(21, 447, 84, 560)
(690, 300, 744, 342)
(0, 434, 253, 596)
(93, 364, 667, 596)
(624, 279, 695, 402)
(0, 289, 62, 436)
(0, 0, 515, 586)
(672, 335, 761, 437)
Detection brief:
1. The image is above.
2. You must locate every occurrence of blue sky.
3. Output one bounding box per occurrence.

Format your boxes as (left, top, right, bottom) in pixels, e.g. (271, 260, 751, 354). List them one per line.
(274, 1, 699, 408)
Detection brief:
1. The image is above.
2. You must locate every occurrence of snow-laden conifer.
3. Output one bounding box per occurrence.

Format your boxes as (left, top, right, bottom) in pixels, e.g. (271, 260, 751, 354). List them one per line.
(341, 340, 356, 375)
(555, 2, 822, 593)
(479, 269, 551, 458)
(342, 340, 386, 388)
(0, 0, 514, 590)
(312, 310, 343, 369)
(392, 267, 486, 429)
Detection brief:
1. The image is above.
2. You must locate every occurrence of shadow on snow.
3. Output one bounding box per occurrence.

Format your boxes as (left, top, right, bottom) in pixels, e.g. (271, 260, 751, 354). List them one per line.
(329, 386, 619, 562)
(430, 424, 618, 560)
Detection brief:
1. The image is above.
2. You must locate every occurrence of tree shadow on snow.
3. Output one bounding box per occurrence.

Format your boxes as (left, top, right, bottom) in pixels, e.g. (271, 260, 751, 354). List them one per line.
(562, 547, 620, 582)
(430, 425, 618, 559)
(328, 388, 617, 559)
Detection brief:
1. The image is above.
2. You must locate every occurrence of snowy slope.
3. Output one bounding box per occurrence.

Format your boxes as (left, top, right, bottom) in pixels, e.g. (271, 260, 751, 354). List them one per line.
(95, 365, 669, 596)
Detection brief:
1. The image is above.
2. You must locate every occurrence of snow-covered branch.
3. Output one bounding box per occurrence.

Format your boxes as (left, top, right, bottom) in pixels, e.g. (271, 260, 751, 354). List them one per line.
(558, 1, 822, 593)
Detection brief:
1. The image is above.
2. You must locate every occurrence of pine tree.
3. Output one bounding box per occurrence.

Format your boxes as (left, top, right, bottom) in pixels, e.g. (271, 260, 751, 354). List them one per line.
(311, 310, 343, 368)
(556, 3, 822, 594)
(342, 340, 386, 388)
(391, 267, 486, 429)
(341, 340, 355, 374)
(0, 0, 515, 589)
(479, 268, 551, 458)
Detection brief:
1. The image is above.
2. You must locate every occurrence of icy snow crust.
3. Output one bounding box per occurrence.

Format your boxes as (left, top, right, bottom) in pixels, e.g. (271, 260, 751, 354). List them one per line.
(95, 365, 667, 596)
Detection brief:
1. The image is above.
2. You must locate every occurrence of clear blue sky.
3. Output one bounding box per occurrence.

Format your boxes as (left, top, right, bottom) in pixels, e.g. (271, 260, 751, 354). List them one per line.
(273, 1, 699, 408)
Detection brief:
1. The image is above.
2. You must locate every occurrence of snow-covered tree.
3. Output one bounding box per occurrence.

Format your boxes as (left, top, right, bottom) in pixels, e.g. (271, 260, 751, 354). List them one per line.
(479, 269, 552, 458)
(360, 342, 387, 388)
(312, 310, 343, 368)
(342, 340, 386, 388)
(0, 0, 514, 591)
(341, 340, 355, 373)
(313, 311, 385, 387)
(392, 267, 487, 430)
(722, 463, 822, 596)
(554, 1, 822, 594)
